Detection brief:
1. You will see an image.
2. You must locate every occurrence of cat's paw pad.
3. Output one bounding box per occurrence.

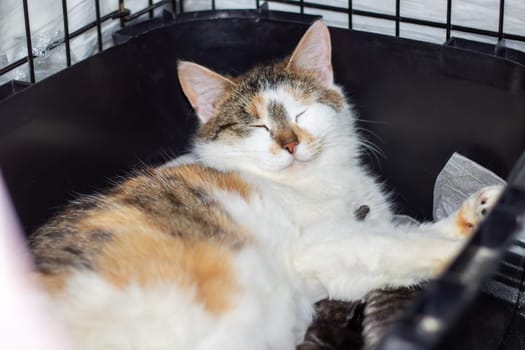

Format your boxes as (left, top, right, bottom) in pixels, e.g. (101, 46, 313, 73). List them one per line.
(456, 185, 504, 237)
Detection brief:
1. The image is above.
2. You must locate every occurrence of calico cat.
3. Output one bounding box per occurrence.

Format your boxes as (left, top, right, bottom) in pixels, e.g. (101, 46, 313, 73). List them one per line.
(30, 20, 502, 350)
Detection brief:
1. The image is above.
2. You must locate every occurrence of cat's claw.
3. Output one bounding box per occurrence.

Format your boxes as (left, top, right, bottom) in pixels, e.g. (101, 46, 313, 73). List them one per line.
(455, 185, 504, 237)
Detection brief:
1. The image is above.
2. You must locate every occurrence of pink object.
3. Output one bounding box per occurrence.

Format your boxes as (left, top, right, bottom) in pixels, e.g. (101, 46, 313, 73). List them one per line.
(0, 173, 71, 350)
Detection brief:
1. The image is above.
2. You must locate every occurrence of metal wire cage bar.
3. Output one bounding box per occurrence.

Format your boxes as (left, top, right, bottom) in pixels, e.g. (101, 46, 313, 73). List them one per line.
(1, 0, 525, 84)
(266, 0, 525, 42)
(0, 0, 175, 82)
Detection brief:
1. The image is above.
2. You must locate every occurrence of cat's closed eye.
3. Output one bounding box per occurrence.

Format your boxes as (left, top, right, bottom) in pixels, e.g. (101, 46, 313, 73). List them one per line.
(295, 110, 307, 122)
(252, 125, 270, 132)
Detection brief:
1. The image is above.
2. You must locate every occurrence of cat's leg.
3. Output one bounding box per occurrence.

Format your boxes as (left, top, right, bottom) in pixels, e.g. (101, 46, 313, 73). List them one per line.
(422, 185, 504, 239)
(295, 184, 501, 303)
(295, 186, 504, 305)
(295, 221, 466, 301)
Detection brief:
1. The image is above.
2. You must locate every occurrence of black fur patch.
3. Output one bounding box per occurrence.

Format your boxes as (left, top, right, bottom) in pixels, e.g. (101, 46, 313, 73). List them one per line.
(90, 230, 113, 241)
(354, 205, 370, 221)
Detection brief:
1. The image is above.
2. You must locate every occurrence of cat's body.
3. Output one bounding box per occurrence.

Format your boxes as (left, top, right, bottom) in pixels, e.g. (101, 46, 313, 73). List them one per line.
(31, 21, 502, 350)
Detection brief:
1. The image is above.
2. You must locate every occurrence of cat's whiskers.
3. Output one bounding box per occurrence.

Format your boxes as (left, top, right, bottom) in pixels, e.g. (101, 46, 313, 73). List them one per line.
(354, 117, 389, 125)
(314, 137, 349, 151)
(355, 126, 386, 146)
(354, 127, 386, 163)
(358, 137, 384, 157)
(358, 140, 384, 166)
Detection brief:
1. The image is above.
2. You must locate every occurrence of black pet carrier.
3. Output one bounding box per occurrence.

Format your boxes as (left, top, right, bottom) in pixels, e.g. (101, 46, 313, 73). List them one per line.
(0, 1, 524, 349)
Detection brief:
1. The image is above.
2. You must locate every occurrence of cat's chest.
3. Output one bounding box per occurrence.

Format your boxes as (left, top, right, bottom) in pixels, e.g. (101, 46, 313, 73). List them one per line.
(285, 192, 372, 226)
(289, 172, 390, 224)
(259, 182, 384, 227)
(212, 169, 392, 244)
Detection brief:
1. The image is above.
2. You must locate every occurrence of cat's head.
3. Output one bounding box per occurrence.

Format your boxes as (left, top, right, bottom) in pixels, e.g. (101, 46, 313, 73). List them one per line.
(178, 21, 357, 181)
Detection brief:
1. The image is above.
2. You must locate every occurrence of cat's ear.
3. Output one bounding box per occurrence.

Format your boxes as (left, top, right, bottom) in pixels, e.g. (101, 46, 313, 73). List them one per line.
(178, 61, 235, 123)
(287, 20, 333, 87)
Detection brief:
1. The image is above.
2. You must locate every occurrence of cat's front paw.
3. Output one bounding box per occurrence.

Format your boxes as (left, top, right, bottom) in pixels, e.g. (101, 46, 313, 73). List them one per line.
(455, 185, 503, 237)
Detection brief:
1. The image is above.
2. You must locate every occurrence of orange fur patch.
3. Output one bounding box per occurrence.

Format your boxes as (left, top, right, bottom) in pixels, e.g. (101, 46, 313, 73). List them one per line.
(455, 207, 474, 237)
(269, 126, 317, 156)
(293, 124, 316, 145)
(249, 95, 265, 119)
(275, 130, 298, 147)
(166, 164, 252, 201)
(34, 272, 67, 294)
(270, 143, 282, 155)
(77, 204, 148, 235)
(97, 228, 239, 315)
(293, 124, 321, 157)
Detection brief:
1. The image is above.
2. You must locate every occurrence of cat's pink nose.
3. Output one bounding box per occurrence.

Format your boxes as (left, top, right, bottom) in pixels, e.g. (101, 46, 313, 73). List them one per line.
(283, 141, 299, 155)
